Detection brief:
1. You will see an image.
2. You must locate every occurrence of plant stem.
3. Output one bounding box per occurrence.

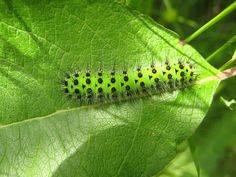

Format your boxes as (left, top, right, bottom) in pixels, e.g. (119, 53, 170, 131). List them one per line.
(185, 1, 236, 43)
(163, 0, 173, 11)
(197, 66, 236, 84)
(177, 16, 198, 28)
(220, 50, 236, 70)
(206, 35, 236, 62)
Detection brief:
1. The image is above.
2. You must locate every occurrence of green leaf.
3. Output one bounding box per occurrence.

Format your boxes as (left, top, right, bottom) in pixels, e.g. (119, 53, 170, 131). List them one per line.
(121, 0, 154, 16)
(0, 0, 219, 176)
(157, 146, 198, 177)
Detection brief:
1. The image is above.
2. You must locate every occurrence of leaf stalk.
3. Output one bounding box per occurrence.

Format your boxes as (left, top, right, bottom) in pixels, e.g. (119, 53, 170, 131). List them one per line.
(185, 1, 236, 43)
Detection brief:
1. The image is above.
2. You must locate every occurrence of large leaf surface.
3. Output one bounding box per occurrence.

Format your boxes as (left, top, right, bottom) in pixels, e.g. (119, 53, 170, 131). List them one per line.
(0, 0, 219, 176)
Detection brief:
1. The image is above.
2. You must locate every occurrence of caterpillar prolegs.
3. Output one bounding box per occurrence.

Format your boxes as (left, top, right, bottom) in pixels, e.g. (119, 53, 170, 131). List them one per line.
(62, 61, 197, 104)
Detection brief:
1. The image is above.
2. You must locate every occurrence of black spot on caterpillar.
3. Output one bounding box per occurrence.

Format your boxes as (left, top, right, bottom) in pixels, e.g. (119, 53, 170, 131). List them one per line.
(62, 61, 197, 104)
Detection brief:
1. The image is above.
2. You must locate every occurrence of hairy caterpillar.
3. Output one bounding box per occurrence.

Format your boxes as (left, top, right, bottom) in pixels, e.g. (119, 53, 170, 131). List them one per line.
(62, 61, 197, 104)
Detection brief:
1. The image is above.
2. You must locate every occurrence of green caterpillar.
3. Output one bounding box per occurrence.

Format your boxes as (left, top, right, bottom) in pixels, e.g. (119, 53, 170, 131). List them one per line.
(62, 61, 197, 104)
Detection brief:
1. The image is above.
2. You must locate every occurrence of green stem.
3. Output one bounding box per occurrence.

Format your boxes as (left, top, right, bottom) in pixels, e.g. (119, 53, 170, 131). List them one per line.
(185, 1, 236, 43)
(220, 50, 236, 70)
(206, 35, 236, 62)
(163, 0, 173, 11)
(177, 16, 198, 28)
